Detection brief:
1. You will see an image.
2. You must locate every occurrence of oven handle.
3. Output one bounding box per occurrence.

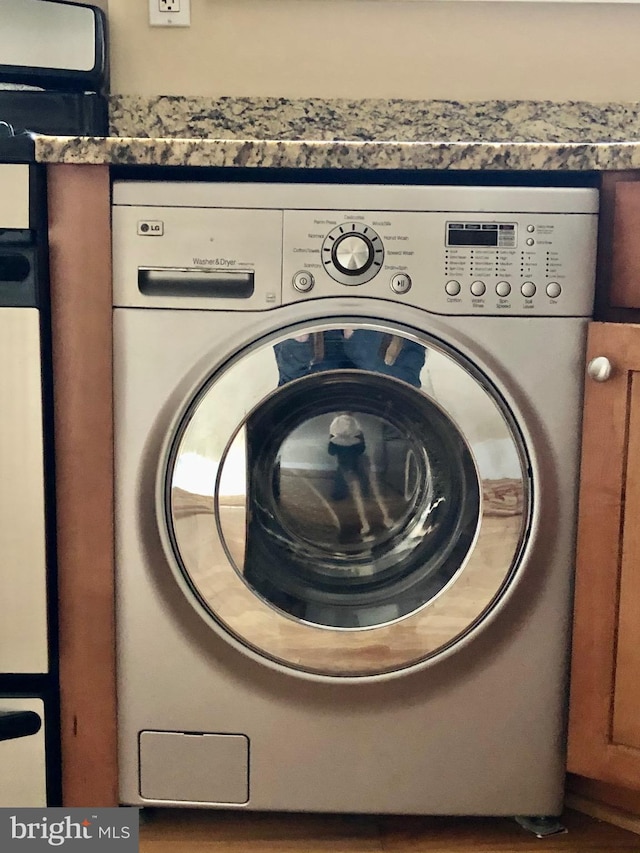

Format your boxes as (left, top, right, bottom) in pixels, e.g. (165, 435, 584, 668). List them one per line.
(0, 710, 42, 742)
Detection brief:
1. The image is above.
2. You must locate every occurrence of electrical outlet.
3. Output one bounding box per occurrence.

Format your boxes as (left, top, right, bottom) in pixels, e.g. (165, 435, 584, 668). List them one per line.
(149, 0, 190, 27)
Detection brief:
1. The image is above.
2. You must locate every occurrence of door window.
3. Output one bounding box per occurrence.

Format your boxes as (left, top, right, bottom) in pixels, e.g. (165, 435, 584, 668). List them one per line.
(164, 324, 529, 676)
(219, 370, 480, 629)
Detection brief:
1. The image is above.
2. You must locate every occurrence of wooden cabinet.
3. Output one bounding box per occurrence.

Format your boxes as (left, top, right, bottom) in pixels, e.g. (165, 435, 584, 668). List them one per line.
(47, 164, 117, 806)
(597, 173, 640, 314)
(568, 322, 640, 790)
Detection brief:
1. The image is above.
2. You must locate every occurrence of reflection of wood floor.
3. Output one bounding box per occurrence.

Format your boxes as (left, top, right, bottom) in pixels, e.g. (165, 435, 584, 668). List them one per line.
(278, 470, 407, 546)
(139, 809, 639, 852)
(277, 472, 526, 543)
(171, 483, 526, 672)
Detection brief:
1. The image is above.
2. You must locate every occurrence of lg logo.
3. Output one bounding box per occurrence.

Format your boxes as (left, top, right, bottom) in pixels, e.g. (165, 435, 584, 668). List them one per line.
(137, 220, 164, 236)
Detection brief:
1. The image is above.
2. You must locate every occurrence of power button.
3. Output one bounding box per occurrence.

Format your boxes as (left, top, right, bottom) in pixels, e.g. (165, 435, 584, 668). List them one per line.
(293, 271, 315, 293)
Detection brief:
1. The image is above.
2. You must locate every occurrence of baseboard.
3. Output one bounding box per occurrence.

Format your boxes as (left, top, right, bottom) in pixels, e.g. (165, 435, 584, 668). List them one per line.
(566, 793, 640, 836)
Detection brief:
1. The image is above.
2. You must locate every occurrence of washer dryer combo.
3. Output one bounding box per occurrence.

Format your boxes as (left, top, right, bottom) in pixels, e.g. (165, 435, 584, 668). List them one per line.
(112, 181, 598, 816)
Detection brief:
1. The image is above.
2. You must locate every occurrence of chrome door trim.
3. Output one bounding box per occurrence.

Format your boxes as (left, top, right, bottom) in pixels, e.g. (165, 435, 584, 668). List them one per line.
(158, 319, 531, 679)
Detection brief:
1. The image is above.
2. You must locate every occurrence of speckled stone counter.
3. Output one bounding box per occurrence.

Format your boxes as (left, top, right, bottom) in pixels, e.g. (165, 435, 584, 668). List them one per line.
(33, 97, 640, 170)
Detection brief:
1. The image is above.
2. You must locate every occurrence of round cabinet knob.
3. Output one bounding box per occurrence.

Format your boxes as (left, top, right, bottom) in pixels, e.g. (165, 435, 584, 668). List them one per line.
(333, 233, 373, 275)
(587, 356, 613, 382)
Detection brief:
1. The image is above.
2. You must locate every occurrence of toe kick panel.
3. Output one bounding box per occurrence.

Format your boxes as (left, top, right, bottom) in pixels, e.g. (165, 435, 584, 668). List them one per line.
(139, 731, 249, 804)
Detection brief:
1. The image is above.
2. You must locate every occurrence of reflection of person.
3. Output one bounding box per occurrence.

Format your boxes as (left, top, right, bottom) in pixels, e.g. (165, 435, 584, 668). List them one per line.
(328, 413, 394, 539)
(342, 330, 425, 388)
(328, 413, 372, 538)
(273, 329, 426, 387)
(328, 414, 367, 501)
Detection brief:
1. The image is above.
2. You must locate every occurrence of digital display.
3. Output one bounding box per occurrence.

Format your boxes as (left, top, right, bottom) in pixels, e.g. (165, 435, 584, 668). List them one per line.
(448, 230, 499, 247)
(447, 222, 516, 248)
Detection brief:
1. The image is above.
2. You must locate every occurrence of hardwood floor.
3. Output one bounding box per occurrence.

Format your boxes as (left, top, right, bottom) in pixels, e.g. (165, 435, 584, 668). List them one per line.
(139, 809, 640, 852)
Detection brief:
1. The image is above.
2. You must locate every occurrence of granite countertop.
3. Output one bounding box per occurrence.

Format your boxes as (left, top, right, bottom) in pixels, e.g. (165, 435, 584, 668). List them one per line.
(33, 97, 640, 171)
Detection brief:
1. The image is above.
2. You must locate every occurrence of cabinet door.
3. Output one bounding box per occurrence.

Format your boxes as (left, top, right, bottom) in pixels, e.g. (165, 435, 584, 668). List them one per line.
(0, 699, 46, 806)
(0, 309, 48, 674)
(568, 322, 640, 788)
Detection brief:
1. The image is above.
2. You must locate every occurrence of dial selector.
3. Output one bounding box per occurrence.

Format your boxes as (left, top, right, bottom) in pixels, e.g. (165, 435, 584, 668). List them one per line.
(333, 234, 373, 275)
(322, 223, 384, 286)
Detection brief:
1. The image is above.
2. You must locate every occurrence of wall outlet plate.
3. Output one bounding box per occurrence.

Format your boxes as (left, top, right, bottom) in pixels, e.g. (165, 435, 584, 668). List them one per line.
(149, 0, 190, 27)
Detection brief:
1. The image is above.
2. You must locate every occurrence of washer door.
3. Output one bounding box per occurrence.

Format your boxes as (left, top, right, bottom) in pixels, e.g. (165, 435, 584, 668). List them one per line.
(163, 323, 530, 678)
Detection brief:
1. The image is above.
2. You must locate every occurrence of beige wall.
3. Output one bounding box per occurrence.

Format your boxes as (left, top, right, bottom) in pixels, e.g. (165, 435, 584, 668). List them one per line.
(107, 0, 640, 101)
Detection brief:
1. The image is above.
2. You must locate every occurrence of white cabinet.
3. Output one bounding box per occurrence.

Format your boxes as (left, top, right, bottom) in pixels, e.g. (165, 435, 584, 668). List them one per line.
(0, 699, 47, 807)
(0, 163, 55, 805)
(0, 309, 48, 674)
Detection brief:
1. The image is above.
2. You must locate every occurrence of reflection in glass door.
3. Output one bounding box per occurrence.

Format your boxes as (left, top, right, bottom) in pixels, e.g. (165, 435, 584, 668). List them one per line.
(216, 366, 481, 629)
(165, 323, 529, 676)
(277, 412, 420, 549)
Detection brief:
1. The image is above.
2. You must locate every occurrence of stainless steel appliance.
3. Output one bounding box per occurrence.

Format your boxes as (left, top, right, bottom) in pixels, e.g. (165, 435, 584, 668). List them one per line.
(0, 0, 108, 93)
(0, 0, 109, 148)
(113, 180, 598, 815)
(0, 163, 59, 806)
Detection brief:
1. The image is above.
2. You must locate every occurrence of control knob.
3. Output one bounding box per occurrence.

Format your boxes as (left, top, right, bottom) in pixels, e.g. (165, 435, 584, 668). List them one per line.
(333, 233, 373, 275)
(322, 223, 384, 286)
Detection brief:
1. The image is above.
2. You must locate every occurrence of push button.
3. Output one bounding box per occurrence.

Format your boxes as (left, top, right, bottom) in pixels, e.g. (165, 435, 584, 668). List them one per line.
(496, 281, 511, 297)
(546, 282, 562, 298)
(471, 280, 486, 297)
(445, 280, 461, 296)
(390, 274, 412, 294)
(292, 271, 315, 292)
(521, 281, 536, 298)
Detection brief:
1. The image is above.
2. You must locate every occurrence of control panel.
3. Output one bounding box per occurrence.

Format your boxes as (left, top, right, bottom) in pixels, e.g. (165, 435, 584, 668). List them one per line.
(112, 182, 599, 317)
(282, 205, 598, 317)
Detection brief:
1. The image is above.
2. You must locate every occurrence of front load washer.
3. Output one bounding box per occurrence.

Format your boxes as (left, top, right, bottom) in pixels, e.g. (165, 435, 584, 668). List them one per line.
(112, 180, 598, 815)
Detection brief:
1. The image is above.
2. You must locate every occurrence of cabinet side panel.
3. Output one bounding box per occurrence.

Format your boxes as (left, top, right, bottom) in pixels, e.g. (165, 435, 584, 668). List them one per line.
(47, 164, 117, 806)
(611, 182, 640, 309)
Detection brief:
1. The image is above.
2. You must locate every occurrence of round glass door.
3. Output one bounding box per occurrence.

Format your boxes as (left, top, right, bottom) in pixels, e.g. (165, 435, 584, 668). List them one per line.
(163, 324, 530, 678)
